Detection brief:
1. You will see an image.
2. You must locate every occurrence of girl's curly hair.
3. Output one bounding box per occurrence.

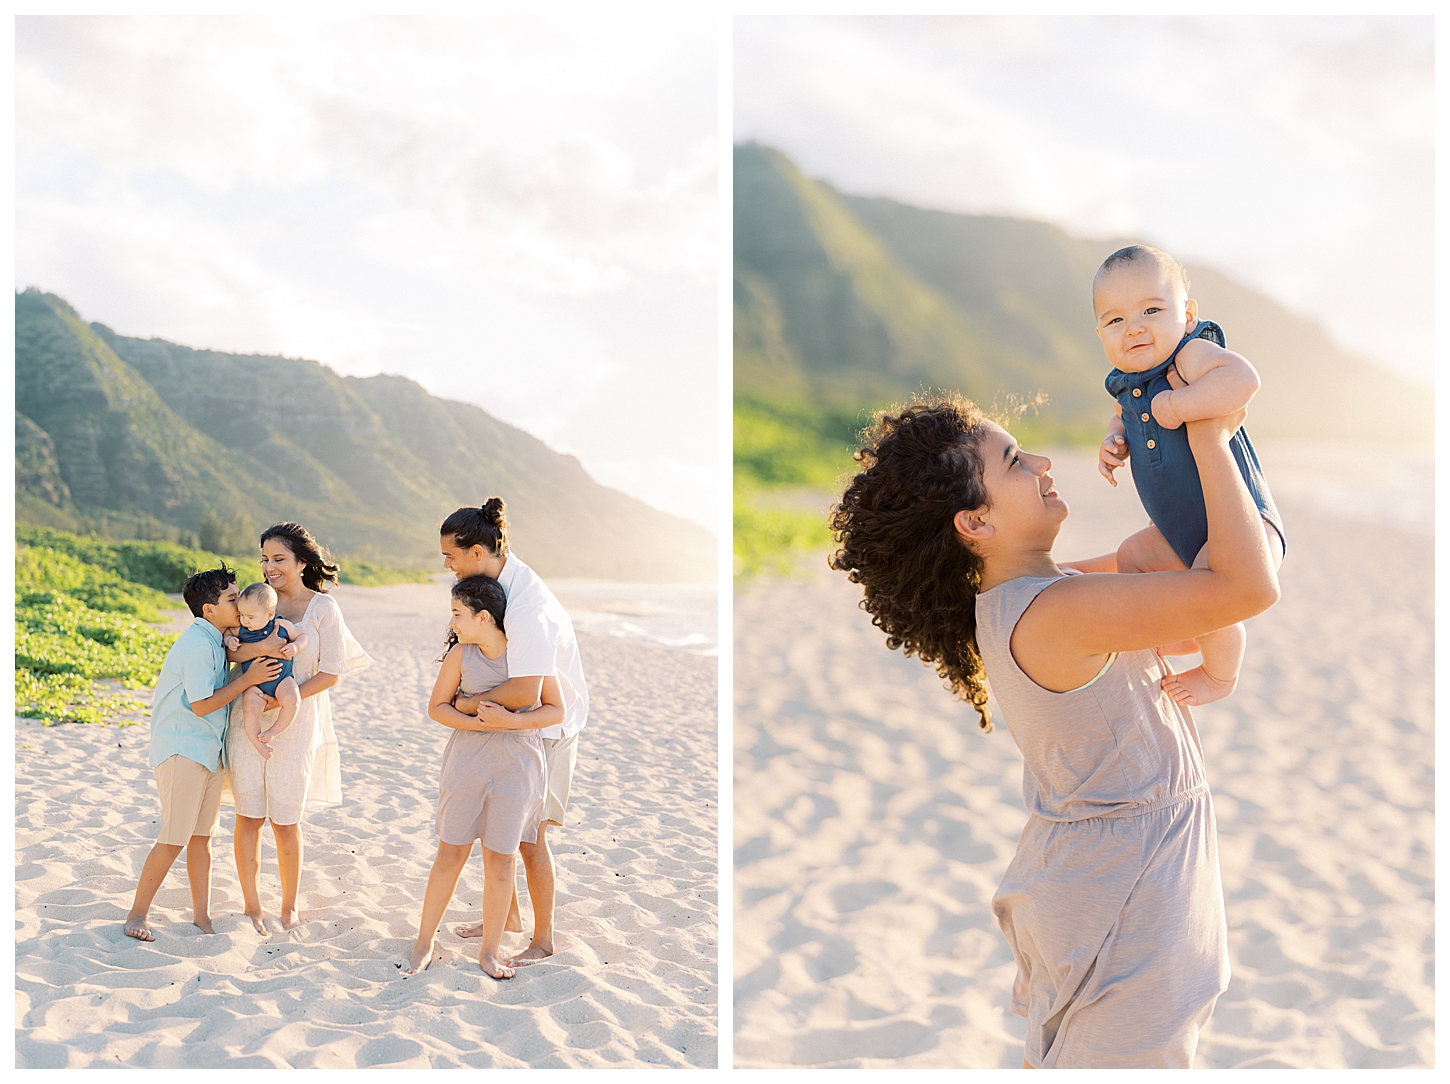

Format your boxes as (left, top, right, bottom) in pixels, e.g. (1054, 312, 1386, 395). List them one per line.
(828, 393, 995, 732)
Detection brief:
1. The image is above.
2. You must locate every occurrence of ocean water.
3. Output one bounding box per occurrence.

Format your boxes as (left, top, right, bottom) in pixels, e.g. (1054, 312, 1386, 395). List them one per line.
(548, 579, 718, 657)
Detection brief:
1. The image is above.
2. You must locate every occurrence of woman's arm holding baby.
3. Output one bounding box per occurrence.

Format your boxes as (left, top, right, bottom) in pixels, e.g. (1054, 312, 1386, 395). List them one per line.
(274, 618, 309, 660)
(1152, 339, 1260, 430)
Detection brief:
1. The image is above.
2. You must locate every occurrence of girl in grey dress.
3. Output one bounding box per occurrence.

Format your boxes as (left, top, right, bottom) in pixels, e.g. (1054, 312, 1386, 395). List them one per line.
(404, 575, 566, 980)
(829, 394, 1279, 1067)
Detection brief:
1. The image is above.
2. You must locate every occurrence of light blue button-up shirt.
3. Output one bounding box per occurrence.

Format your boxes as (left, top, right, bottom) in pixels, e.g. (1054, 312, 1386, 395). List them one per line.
(149, 618, 230, 771)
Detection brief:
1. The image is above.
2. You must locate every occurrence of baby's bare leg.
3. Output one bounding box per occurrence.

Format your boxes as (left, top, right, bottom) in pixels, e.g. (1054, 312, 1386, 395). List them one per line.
(1161, 521, 1281, 707)
(259, 678, 301, 743)
(241, 687, 272, 760)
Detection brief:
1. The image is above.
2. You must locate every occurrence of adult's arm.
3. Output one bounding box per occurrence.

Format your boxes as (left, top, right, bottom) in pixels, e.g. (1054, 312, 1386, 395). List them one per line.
(1013, 408, 1279, 691)
(453, 675, 546, 715)
(296, 673, 340, 700)
(473, 675, 566, 731)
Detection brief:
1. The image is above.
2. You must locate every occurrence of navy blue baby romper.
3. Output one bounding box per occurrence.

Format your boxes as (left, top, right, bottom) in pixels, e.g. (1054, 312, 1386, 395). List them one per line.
(1105, 319, 1286, 568)
(238, 617, 293, 697)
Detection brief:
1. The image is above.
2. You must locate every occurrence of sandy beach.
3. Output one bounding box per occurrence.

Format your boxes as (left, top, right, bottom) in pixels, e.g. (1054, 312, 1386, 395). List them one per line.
(16, 581, 718, 1068)
(733, 446, 1433, 1068)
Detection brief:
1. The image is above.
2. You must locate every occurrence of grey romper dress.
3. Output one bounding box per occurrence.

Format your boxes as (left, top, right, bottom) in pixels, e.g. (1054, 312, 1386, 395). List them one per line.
(435, 643, 547, 854)
(975, 573, 1230, 1069)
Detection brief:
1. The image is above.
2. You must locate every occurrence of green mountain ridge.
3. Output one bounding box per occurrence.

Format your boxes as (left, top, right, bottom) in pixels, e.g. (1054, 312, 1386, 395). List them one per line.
(734, 142, 1432, 449)
(16, 289, 714, 582)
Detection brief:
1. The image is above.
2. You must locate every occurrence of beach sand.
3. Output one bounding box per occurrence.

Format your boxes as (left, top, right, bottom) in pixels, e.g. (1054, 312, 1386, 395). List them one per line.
(16, 581, 718, 1068)
(732, 447, 1432, 1068)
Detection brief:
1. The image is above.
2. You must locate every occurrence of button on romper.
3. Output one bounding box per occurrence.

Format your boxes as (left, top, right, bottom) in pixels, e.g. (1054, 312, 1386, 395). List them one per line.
(1105, 319, 1286, 568)
(975, 573, 1231, 1068)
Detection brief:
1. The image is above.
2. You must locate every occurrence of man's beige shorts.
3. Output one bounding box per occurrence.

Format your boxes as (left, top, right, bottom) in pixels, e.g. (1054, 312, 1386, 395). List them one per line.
(153, 754, 224, 846)
(542, 731, 580, 827)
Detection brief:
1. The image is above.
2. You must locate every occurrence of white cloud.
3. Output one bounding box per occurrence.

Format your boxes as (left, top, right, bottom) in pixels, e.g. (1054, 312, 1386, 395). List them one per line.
(735, 14, 1433, 383)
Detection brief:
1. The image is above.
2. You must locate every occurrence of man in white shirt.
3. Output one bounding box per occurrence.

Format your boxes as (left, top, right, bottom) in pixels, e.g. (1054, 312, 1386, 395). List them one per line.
(439, 499, 588, 964)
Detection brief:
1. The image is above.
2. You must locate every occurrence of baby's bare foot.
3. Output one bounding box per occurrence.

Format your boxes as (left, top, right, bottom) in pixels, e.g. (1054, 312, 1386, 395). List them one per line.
(249, 736, 273, 760)
(1163, 666, 1237, 707)
(193, 915, 215, 935)
(509, 943, 553, 966)
(479, 953, 515, 980)
(403, 940, 443, 974)
(453, 922, 483, 939)
(123, 915, 154, 942)
(280, 908, 301, 931)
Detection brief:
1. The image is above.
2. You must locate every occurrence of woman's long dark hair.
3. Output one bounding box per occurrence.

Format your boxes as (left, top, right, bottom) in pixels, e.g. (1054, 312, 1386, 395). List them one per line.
(440, 574, 508, 658)
(828, 393, 995, 732)
(259, 522, 339, 593)
(440, 498, 509, 556)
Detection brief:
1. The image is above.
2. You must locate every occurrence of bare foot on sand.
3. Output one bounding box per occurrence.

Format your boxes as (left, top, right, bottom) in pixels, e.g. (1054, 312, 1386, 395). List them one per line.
(123, 915, 154, 942)
(509, 943, 554, 966)
(454, 922, 483, 939)
(506, 899, 524, 934)
(193, 916, 215, 934)
(243, 909, 269, 934)
(403, 940, 444, 975)
(479, 953, 515, 980)
(280, 908, 302, 931)
(1163, 666, 1237, 706)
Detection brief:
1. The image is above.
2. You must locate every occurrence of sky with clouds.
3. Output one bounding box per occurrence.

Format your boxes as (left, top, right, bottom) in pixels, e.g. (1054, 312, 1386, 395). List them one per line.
(735, 14, 1433, 386)
(17, 14, 718, 530)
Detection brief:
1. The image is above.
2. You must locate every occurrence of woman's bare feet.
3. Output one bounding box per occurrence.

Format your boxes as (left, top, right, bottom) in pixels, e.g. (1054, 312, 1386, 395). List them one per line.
(193, 916, 215, 934)
(404, 940, 444, 975)
(1162, 665, 1237, 706)
(280, 908, 302, 931)
(479, 953, 515, 980)
(508, 943, 553, 966)
(123, 915, 154, 942)
(454, 921, 483, 939)
(243, 909, 269, 934)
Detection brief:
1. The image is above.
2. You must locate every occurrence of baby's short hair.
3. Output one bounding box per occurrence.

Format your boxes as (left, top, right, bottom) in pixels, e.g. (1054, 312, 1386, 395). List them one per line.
(183, 566, 236, 617)
(1094, 244, 1190, 300)
(238, 581, 277, 609)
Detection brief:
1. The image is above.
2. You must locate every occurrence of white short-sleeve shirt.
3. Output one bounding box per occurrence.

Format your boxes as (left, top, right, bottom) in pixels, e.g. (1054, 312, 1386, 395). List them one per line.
(497, 555, 588, 741)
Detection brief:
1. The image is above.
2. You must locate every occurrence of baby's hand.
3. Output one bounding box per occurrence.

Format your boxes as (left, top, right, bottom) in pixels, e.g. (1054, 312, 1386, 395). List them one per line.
(224, 633, 241, 650)
(1098, 432, 1129, 486)
(280, 643, 298, 659)
(1152, 363, 1189, 430)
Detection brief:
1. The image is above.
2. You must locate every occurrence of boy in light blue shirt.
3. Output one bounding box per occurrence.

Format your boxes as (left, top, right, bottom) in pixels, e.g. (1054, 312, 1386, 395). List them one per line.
(124, 567, 282, 942)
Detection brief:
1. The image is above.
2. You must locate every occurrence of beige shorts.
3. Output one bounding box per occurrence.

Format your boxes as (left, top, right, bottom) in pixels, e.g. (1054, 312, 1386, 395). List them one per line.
(542, 731, 579, 827)
(154, 754, 224, 846)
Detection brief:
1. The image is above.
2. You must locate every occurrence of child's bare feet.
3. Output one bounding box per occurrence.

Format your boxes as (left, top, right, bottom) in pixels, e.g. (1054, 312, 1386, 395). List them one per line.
(509, 943, 553, 966)
(1162, 665, 1237, 706)
(479, 953, 515, 979)
(248, 734, 274, 760)
(123, 915, 154, 942)
(280, 908, 302, 931)
(243, 909, 268, 934)
(193, 916, 215, 934)
(454, 921, 483, 939)
(404, 939, 444, 974)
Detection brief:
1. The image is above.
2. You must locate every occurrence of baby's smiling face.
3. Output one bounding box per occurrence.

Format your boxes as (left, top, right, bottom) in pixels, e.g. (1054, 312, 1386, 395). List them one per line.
(1094, 260, 1198, 373)
(236, 599, 275, 632)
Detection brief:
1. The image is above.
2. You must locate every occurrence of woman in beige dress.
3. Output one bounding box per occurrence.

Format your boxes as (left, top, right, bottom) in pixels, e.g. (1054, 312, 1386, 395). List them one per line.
(224, 522, 372, 932)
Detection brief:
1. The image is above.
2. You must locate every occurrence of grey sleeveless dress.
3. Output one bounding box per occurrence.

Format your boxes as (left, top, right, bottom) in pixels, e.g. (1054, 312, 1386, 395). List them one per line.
(975, 573, 1230, 1068)
(435, 643, 547, 853)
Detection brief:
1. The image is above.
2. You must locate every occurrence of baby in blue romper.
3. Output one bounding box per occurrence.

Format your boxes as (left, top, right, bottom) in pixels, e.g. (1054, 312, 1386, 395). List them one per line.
(223, 581, 309, 761)
(1084, 245, 1285, 707)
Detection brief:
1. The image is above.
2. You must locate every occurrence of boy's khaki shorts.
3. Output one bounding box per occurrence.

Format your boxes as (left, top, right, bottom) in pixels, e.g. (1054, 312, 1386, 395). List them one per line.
(541, 731, 580, 828)
(154, 754, 224, 846)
